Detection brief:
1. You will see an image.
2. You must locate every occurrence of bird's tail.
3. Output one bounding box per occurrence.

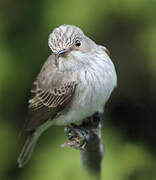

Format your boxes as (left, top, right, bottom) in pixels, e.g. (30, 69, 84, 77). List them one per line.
(17, 133, 38, 168)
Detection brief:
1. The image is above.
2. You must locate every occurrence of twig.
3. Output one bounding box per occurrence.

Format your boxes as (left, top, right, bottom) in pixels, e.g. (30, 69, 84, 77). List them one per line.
(64, 112, 104, 179)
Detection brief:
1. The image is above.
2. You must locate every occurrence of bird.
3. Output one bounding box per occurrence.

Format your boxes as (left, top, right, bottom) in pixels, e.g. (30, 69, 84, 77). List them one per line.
(17, 24, 117, 168)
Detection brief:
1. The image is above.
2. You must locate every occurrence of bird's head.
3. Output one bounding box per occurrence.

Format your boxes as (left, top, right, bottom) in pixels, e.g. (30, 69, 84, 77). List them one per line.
(48, 25, 96, 66)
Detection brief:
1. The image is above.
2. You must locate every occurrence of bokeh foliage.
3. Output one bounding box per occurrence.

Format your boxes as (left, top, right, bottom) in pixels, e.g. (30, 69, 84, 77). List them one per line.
(0, 0, 156, 179)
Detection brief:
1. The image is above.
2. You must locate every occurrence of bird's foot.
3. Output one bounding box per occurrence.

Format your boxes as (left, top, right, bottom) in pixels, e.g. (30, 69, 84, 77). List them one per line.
(62, 112, 103, 150)
(62, 125, 90, 150)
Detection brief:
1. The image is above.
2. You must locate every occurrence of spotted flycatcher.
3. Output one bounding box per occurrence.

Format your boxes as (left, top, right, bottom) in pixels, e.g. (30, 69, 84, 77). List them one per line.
(18, 25, 117, 168)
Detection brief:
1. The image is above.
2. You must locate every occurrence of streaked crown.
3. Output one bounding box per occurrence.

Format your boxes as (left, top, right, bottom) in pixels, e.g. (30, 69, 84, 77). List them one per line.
(48, 25, 84, 53)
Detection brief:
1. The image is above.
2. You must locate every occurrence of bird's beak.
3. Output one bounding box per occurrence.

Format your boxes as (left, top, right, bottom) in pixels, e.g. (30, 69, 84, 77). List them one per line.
(55, 49, 68, 66)
(58, 49, 68, 56)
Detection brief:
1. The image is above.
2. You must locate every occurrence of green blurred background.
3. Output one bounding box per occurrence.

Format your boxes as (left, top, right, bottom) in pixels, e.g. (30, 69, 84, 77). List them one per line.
(0, 0, 156, 179)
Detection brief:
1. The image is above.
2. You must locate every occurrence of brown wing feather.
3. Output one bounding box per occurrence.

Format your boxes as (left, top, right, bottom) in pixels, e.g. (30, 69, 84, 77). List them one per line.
(98, 45, 110, 56)
(24, 80, 77, 131)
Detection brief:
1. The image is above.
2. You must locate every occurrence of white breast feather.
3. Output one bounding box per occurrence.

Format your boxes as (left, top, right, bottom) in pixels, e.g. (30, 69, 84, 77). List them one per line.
(52, 50, 117, 125)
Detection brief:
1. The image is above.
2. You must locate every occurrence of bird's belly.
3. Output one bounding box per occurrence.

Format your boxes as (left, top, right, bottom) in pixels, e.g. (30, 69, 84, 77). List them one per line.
(52, 74, 111, 126)
(52, 59, 117, 126)
(52, 91, 106, 126)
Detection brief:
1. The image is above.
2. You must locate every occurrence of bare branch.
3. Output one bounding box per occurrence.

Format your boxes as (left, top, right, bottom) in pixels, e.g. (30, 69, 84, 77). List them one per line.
(64, 112, 104, 179)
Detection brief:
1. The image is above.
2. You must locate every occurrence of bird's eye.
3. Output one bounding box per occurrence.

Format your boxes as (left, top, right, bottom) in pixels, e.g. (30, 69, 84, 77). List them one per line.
(75, 39, 81, 47)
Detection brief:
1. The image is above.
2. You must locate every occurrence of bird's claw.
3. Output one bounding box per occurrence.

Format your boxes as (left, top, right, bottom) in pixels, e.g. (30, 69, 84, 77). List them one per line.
(63, 126, 88, 150)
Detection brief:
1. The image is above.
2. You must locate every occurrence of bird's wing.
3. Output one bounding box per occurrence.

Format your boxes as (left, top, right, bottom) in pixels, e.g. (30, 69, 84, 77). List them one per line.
(24, 55, 77, 131)
(25, 80, 77, 131)
(98, 45, 110, 56)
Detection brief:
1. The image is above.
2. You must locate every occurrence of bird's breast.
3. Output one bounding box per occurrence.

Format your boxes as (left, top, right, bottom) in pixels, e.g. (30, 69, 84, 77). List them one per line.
(52, 52, 117, 126)
(73, 55, 117, 115)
